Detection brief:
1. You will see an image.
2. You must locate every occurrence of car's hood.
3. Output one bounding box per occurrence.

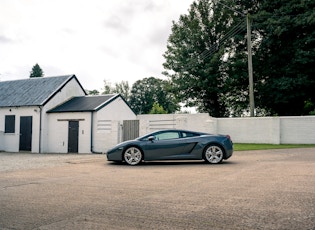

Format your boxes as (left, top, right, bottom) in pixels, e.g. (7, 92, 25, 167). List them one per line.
(108, 139, 137, 151)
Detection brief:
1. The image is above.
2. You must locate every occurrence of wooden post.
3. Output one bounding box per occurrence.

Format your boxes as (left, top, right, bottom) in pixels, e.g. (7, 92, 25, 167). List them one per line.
(247, 13, 255, 116)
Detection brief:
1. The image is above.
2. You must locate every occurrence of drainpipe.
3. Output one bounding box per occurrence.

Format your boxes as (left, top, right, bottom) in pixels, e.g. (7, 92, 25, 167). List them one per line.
(90, 112, 94, 153)
(39, 106, 42, 153)
(90, 111, 102, 154)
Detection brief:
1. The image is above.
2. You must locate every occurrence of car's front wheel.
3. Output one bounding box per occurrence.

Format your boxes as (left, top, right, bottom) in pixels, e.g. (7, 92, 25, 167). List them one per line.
(204, 144, 224, 164)
(123, 146, 143, 165)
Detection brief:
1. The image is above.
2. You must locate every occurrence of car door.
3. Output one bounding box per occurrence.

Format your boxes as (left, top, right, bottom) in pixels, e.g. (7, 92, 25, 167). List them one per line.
(178, 131, 201, 159)
(181, 131, 200, 156)
(142, 131, 187, 160)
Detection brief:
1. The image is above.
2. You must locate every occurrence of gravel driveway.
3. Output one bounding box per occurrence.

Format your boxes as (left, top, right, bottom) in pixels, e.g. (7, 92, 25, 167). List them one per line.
(0, 152, 105, 172)
(0, 148, 315, 230)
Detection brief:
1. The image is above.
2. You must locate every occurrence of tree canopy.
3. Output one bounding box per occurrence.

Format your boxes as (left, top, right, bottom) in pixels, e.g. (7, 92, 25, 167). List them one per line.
(87, 0, 314, 116)
(29, 63, 44, 78)
(163, 0, 314, 116)
(87, 89, 100, 95)
(149, 102, 168, 114)
(163, 0, 249, 117)
(101, 80, 131, 101)
(253, 0, 315, 115)
(128, 77, 179, 114)
(88, 78, 179, 114)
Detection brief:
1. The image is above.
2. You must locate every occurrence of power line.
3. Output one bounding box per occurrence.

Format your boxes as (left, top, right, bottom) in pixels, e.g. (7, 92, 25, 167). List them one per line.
(215, 0, 246, 16)
(200, 20, 246, 60)
(171, 2, 254, 116)
(179, 19, 246, 73)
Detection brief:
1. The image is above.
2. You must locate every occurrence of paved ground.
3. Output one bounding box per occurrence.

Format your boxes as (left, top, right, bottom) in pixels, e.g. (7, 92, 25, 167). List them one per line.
(0, 148, 314, 230)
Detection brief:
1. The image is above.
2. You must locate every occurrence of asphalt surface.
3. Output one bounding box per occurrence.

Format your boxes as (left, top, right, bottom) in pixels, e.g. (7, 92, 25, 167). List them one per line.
(0, 148, 314, 230)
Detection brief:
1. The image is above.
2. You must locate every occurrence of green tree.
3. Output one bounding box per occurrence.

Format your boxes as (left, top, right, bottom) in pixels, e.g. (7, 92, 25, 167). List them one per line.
(164, 0, 314, 117)
(129, 77, 179, 114)
(163, 0, 253, 117)
(253, 0, 315, 116)
(149, 102, 168, 114)
(102, 80, 131, 101)
(112, 81, 130, 101)
(102, 80, 113, 95)
(87, 89, 100, 95)
(29, 63, 44, 78)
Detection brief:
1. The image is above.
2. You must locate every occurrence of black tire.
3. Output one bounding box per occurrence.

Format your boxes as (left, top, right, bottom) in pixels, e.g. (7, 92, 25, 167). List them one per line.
(204, 144, 224, 164)
(123, 146, 143, 165)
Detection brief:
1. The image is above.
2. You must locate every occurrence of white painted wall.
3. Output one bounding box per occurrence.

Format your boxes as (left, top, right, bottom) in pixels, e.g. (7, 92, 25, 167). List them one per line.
(137, 114, 315, 144)
(92, 96, 137, 153)
(137, 113, 212, 134)
(0, 131, 4, 152)
(0, 106, 40, 152)
(280, 116, 315, 144)
(217, 117, 281, 144)
(0, 131, 3, 151)
(46, 96, 136, 153)
(2, 101, 313, 153)
(41, 77, 86, 153)
(0, 77, 86, 153)
(0, 110, 7, 151)
(92, 120, 121, 153)
(47, 112, 91, 153)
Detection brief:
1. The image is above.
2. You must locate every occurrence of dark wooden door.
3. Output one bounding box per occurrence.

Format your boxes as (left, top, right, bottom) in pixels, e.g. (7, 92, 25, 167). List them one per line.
(68, 121, 79, 153)
(19, 116, 32, 151)
(123, 120, 139, 141)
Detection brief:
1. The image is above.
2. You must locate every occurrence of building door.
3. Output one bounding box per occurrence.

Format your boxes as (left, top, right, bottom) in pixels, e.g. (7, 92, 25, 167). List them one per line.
(19, 116, 32, 151)
(123, 120, 139, 141)
(68, 121, 79, 153)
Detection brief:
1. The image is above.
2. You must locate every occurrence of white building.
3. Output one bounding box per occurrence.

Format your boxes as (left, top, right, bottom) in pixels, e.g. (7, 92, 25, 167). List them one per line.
(0, 75, 136, 153)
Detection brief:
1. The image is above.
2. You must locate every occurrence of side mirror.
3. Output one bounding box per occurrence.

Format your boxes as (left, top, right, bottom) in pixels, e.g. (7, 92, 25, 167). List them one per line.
(148, 136, 155, 142)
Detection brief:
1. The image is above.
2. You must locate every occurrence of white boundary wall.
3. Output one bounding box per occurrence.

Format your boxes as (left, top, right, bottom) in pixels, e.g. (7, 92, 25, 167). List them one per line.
(137, 114, 315, 144)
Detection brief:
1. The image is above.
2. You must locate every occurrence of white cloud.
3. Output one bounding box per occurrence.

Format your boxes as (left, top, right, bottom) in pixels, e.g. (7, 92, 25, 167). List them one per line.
(0, 0, 192, 91)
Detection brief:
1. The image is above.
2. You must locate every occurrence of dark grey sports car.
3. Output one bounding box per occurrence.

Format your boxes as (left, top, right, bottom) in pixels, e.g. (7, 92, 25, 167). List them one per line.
(106, 129, 233, 165)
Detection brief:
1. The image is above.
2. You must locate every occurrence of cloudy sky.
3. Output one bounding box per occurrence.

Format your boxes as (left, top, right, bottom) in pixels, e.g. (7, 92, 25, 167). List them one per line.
(0, 0, 192, 92)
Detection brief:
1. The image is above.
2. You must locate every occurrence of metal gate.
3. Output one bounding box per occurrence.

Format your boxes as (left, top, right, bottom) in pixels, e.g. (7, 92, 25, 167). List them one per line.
(123, 120, 139, 141)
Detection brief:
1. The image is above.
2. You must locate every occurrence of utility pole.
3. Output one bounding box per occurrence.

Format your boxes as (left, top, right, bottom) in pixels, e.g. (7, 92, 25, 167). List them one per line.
(247, 13, 255, 116)
(212, 1, 255, 116)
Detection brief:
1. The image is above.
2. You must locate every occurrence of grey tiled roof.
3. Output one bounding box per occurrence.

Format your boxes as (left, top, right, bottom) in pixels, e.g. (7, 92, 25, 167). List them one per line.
(0, 75, 77, 107)
(48, 94, 119, 112)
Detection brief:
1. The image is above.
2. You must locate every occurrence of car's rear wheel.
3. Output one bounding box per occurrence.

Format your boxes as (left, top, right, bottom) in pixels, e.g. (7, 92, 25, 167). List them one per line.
(204, 144, 224, 164)
(123, 146, 143, 165)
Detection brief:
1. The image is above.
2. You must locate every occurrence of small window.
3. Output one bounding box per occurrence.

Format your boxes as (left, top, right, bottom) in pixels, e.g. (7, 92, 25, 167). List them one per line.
(5, 115, 15, 133)
(182, 132, 200, 138)
(155, 131, 180, 140)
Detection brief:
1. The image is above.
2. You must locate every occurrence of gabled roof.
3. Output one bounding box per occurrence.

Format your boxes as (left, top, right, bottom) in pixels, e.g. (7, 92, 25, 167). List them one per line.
(0, 75, 85, 107)
(47, 94, 121, 113)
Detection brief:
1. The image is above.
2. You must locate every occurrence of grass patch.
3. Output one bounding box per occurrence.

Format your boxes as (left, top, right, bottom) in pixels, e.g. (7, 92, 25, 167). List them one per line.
(234, 143, 315, 151)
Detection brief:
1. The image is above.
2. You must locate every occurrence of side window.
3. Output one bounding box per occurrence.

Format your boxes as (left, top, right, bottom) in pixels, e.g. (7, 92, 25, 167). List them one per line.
(182, 132, 199, 138)
(155, 132, 180, 140)
(5, 115, 15, 133)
